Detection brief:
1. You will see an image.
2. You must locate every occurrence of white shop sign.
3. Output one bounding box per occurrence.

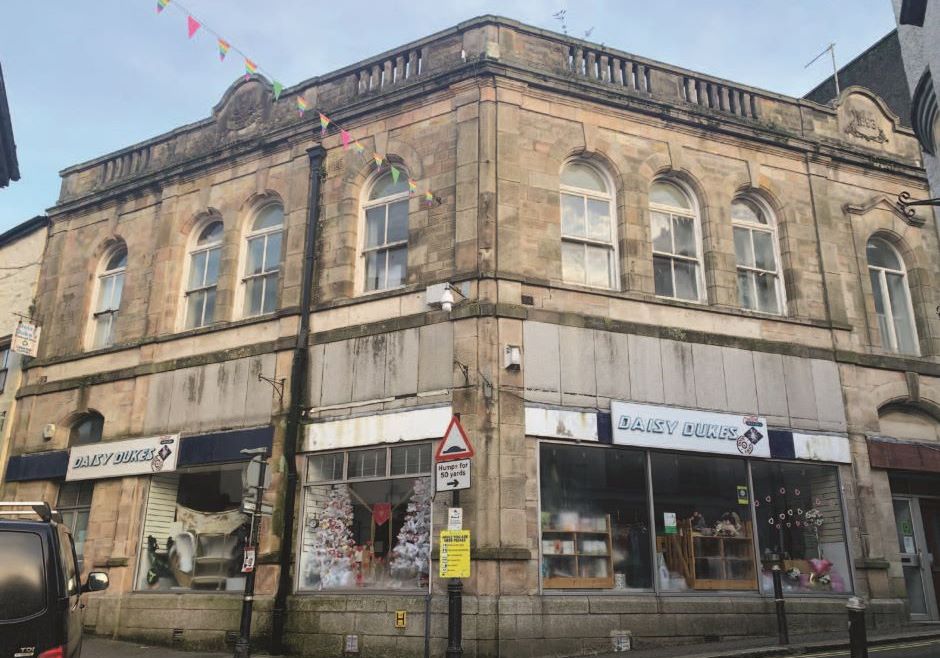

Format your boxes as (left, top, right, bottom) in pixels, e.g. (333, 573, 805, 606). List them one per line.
(611, 401, 770, 458)
(66, 434, 180, 481)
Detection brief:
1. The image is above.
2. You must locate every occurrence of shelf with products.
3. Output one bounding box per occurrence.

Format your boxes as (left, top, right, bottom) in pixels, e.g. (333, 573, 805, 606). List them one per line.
(541, 513, 614, 589)
(661, 518, 758, 590)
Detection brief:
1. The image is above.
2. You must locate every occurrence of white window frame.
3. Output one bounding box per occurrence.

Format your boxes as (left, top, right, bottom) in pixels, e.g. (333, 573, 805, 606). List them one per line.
(649, 180, 705, 303)
(559, 160, 620, 290)
(88, 246, 127, 350)
(867, 238, 919, 354)
(182, 219, 224, 330)
(732, 196, 786, 315)
(359, 172, 410, 294)
(239, 204, 284, 318)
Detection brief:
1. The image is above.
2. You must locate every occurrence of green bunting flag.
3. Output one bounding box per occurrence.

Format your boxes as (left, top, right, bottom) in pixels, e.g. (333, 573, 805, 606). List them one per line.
(272, 81, 284, 101)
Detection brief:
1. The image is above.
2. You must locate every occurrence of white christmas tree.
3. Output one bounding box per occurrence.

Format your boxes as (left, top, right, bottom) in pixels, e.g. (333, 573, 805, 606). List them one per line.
(305, 484, 355, 589)
(389, 478, 432, 582)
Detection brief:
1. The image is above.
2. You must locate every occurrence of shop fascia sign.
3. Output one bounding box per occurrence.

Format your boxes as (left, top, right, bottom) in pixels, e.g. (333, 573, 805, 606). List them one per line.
(611, 401, 770, 458)
(66, 433, 180, 481)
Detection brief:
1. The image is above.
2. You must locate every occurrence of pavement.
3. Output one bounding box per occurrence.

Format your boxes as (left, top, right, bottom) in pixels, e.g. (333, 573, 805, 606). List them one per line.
(83, 626, 940, 658)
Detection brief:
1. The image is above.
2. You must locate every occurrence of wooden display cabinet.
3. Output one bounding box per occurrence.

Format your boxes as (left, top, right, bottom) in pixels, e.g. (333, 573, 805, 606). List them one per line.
(661, 518, 757, 590)
(541, 514, 614, 589)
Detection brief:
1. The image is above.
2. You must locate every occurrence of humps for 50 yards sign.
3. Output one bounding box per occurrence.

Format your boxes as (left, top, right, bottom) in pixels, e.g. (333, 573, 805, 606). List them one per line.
(66, 434, 180, 481)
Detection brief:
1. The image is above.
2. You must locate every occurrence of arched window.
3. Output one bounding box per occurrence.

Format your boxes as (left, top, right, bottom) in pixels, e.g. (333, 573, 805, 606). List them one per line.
(185, 220, 223, 329)
(732, 197, 783, 314)
(650, 181, 703, 301)
(867, 237, 918, 354)
(362, 170, 409, 292)
(69, 411, 104, 446)
(243, 204, 283, 317)
(560, 161, 618, 288)
(91, 246, 127, 348)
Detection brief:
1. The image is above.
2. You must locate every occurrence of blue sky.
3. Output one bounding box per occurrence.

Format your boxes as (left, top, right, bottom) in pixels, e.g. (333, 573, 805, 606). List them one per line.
(0, 1, 897, 233)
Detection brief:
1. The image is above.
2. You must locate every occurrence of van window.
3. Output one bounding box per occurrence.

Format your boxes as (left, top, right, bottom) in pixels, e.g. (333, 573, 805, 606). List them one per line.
(57, 527, 79, 597)
(0, 531, 46, 620)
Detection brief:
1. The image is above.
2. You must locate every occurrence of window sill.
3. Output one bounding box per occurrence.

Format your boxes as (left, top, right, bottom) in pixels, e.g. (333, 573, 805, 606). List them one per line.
(293, 588, 429, 596)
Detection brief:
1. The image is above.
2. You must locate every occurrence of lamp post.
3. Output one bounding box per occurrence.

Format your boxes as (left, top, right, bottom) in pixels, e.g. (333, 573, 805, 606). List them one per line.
(234, 447, 269, 658)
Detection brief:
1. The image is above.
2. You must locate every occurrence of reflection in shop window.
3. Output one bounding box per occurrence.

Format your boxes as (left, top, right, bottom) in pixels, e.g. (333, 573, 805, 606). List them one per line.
(136, 466, 250, 592)
(539, 444, 652, 590)
(751, 462, 851, 594)
(299, 444, 432, 591)
(652, 453, 756, 591)
(57, 481, 94, 570)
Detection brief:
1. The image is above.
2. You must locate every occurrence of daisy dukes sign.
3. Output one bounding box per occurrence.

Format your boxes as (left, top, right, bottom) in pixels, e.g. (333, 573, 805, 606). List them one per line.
(66, 434, 180, 481)
(611, 401, 770, 458)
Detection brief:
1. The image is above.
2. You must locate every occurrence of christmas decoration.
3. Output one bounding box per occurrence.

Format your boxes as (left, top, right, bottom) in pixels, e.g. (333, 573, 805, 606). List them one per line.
(305, 484, 355, 589)
(388, 478, 431, 583)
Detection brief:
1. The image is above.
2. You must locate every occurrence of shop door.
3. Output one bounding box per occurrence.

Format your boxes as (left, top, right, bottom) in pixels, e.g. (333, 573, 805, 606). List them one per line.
(893, 497, 939, 620)
(919, 499, 940, 620)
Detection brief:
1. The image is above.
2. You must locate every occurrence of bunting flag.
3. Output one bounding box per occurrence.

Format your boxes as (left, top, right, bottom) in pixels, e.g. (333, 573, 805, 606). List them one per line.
(244, 58, 257, 79)
(187, 15, 201, 38)
(148, 2, 439, 205)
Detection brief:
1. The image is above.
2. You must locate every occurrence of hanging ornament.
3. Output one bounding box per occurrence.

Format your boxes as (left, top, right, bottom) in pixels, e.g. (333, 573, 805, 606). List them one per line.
(794, 488, 801, 496)
(779, 487, 786, 495)
(372, 503, 392, 526)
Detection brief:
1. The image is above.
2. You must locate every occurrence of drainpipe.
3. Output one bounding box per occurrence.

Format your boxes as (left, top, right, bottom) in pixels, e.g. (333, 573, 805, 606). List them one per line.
(271, 144, 326, 653)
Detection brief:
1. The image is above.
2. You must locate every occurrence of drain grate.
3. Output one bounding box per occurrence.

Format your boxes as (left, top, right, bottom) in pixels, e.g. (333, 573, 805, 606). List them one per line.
(171, 629, 184, 644)
(225, 631, 238, 646)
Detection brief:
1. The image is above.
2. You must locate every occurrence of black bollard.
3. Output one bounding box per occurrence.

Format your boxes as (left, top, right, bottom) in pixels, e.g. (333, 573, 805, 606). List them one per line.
(772, 566, 789, 646)
(847, 597, 868, 658)
(445, 579, 464, 657)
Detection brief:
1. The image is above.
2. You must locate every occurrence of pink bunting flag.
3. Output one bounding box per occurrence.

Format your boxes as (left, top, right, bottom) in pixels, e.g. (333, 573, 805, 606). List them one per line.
(187, 15, 201, 38)
(341, 130, 351, 150)
(217, 38, 230, 61)
(156, 0, 170, 13)
(319, 113, 331, 136)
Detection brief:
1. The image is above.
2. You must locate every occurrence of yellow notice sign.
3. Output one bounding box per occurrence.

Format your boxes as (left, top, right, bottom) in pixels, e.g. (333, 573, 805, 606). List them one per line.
(439, 530, 471, 578)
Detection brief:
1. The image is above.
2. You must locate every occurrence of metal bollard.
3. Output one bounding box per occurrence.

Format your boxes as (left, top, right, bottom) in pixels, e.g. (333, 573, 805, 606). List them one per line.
(847, 597, 868, 658)
(772, 566, 789, 645)
(445, 579, 464, 657)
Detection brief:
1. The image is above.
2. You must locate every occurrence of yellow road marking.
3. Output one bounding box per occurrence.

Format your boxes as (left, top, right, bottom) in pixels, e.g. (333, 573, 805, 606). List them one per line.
(802, 637, 940, 657)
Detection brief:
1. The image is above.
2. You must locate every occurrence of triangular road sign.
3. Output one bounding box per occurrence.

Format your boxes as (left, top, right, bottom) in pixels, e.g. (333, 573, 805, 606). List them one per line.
(435, 416, 474, 462)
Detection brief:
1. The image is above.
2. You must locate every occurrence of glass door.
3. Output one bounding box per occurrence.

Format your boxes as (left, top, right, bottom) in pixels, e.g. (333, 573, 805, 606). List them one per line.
(893, 497, 938, 619)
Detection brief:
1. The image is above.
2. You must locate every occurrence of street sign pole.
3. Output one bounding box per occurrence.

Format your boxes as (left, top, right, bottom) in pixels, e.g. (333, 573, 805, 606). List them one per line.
(445, 487, 463, 658)
(234, 448, 268, 658)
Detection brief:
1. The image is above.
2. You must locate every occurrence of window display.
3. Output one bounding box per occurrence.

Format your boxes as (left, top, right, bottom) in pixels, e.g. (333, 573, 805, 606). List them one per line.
(651, 453, 756, 591)
(751, 462, 850, 594)
(136, 467, 250, 592)
(299, 444, 432, 591)
(539, 444, 652, 590)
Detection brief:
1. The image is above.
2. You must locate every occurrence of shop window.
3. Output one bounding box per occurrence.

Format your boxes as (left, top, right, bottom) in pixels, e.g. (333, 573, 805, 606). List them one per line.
(242, 204, 283, 317)
(299, 443, 432, 591)
(652, 453, 756, 591)
(559, 161, 619, 289)
(751, 462, 851, 594)
(650, 180, 703, 302)
(539, 444, 652, 590)
(867, 237, 918, 354)
(361, 170, 409, 293)
(136, 466, 250, 592)
(184, 219, 223, 329)
(90, 245, 127, 349)
(56, 481, 94, 570)
(732, 197, 783, 314)
(69, 412, 104, 446)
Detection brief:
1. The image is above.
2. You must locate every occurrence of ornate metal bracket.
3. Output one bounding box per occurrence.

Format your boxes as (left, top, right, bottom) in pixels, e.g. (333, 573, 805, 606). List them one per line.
(258, 373, 286, 406)
(897, 191, 940, 220)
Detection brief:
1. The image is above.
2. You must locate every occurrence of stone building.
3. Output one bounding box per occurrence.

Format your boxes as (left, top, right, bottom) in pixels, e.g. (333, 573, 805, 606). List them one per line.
(0, 215, 48, 488)
(2, 14, 939, 656)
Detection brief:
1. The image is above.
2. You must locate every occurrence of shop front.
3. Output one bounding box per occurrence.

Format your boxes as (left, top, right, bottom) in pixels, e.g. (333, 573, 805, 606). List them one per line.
(531, 401, 854, 599)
